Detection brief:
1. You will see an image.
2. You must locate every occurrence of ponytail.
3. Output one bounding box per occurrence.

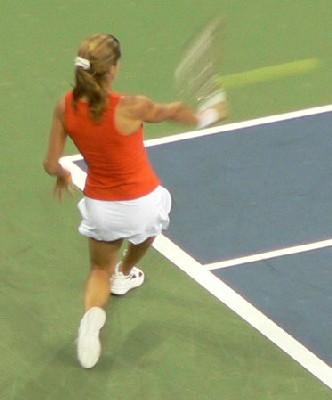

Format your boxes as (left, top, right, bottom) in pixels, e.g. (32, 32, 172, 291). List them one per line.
(73, 69, 107, 123)
(72, 34, 121, 123)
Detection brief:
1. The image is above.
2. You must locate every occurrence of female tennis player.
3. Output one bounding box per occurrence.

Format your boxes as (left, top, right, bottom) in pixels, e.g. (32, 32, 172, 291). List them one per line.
(44, 33, 228, 369)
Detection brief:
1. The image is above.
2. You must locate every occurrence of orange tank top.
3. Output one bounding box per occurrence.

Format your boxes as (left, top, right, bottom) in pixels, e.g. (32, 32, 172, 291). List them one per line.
(64, 91, 160, 200)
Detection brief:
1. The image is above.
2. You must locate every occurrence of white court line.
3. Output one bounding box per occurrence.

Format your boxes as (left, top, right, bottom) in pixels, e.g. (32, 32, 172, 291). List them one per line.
(60, 154, 86, 191)
(153, 234, 332, 390)
(60, 103, 332, 167)
(206, 238, 332, 270)
(60, 104, 332, 189)
(145, 104, 332, 147)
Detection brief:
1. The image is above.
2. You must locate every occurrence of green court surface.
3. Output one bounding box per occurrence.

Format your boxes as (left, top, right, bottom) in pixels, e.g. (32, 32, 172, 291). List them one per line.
(1, 1, 332, 399)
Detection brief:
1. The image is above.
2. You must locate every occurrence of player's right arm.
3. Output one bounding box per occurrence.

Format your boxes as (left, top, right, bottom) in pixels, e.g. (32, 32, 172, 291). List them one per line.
(118, 95, 228, 134)
(119, 95, 197, 126)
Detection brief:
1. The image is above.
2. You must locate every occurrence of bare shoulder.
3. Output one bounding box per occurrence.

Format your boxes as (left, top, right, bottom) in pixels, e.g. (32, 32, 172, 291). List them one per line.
(120, 95, 152, 108)
(54, 95, 66, 115)
(53, 95, 67, 126)
(117, 94, 196, 125)
(118, 95, 154, 120)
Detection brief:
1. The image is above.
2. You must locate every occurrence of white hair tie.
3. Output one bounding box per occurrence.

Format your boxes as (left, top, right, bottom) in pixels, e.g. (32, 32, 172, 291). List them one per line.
(74, 57, 90, 70)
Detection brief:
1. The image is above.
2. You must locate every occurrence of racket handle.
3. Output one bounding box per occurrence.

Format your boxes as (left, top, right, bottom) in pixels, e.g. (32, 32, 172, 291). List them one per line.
(196, 89, 228, 129)
(196, 108, 220, 129)
(198, 90, 227, 111)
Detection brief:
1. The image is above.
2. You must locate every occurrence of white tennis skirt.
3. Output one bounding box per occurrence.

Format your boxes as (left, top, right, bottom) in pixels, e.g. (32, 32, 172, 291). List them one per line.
(77, 186, 171, 244)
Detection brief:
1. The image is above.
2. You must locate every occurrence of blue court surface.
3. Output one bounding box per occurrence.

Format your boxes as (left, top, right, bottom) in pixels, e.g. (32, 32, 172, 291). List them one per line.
(148, 110, 332, 264)
(147, 108, 332, 372)
(216, 247, 332, 366)
(63, 107, 332, 384)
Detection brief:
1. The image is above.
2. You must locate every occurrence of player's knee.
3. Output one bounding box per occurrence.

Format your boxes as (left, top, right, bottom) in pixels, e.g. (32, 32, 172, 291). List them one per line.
(145, 236, 155, 246)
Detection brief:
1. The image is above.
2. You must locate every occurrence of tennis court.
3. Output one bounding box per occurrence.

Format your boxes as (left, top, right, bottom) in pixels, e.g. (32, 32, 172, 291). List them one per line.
(1, 1, 332, 399)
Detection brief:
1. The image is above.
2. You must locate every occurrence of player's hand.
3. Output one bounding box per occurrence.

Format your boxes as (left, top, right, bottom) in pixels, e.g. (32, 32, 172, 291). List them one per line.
(53, 172, 76, 202)
(215, 100, 229, 121)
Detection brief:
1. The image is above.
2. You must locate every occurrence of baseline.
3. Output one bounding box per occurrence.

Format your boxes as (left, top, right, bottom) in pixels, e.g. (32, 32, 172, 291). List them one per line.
(145, 104, 332, 147)
(60, 104, 332, 191)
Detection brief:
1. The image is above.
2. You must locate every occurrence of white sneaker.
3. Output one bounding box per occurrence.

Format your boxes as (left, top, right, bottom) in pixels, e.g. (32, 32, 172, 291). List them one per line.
(110, 263, 145, 295)
(77, 307, 106, 368)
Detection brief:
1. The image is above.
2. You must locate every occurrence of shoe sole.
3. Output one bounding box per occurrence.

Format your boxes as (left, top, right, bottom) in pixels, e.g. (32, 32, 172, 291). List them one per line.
(77, 307, 106, 369)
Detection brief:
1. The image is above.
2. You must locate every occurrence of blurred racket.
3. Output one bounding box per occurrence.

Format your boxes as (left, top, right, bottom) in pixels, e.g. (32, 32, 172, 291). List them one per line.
(174, 15, 227, 111)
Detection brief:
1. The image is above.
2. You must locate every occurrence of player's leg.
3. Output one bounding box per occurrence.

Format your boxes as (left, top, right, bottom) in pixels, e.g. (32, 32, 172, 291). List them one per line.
(84, 237, 123, 310)
(77, 237, 122, 368)
(121, 237, 154, 275)
(110, 237, 155, 295)
(110, 185, 171, 295)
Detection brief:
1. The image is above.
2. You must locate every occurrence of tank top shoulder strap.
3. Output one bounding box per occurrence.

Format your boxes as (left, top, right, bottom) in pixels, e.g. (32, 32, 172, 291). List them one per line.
(109, 92, 122, 108)
(64, 91, 120, 109)
(64, 91, 74, 113)
(64, 91, 74, 127)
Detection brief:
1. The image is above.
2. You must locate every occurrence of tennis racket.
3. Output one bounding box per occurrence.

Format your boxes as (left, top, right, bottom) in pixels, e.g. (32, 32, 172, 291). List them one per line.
(174, 15, 227, 111)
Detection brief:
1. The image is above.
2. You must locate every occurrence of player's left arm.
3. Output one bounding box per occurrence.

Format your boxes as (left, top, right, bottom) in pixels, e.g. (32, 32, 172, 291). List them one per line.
(43, 97, 75, 201)
(44, 97, 68, 175)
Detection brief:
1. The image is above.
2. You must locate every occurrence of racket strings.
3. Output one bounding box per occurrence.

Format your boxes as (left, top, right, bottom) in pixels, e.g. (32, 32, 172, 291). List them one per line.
(175, 17, 226, 108)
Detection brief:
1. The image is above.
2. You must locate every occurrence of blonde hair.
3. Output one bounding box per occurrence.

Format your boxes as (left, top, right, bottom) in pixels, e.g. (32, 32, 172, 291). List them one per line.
(73, 33, 121, 122)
